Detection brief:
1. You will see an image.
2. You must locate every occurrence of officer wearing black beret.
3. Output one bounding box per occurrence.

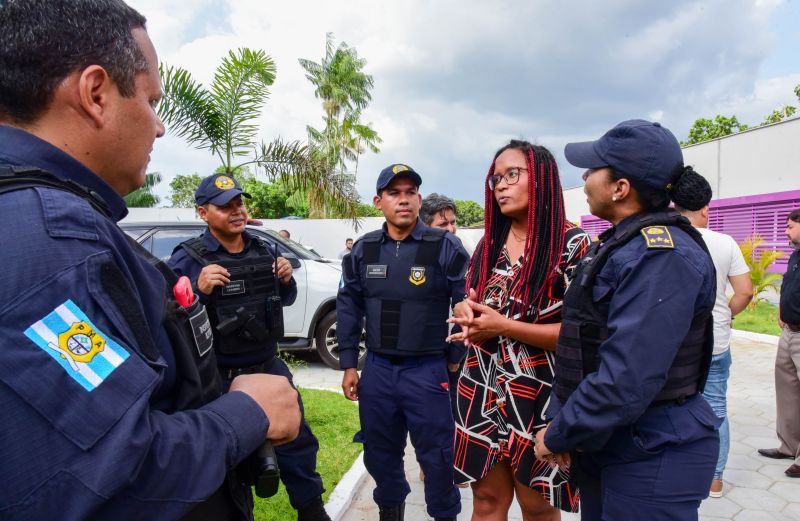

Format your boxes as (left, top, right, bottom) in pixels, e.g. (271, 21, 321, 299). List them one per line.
(534, 120, 720, 520)
(337, 164, 469, 521)
(169, 173, 331, 521)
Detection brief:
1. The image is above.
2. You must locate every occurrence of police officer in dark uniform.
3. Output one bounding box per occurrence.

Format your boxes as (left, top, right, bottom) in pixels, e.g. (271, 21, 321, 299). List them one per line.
(0, 2, 300, 520)
(169, 173, 331, 521)
(337, 164, 469, 521)
(534, 120, 720, 520)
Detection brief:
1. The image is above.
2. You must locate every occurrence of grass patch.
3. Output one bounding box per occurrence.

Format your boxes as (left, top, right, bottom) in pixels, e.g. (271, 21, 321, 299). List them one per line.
(253, 387, 361, 521)
(733, 302, 782, 336)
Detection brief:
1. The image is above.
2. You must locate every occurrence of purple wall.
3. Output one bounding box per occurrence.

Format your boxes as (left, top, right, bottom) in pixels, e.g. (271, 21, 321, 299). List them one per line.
(580, 189, 800, 272)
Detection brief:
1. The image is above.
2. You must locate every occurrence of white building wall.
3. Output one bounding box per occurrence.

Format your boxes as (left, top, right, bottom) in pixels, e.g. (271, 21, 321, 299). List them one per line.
(683, 117, 800, 199)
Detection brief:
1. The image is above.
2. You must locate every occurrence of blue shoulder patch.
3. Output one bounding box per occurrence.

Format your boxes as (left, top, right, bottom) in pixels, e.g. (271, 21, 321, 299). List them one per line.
(641, 226, 674, 249)
(24, 299, 129, 391)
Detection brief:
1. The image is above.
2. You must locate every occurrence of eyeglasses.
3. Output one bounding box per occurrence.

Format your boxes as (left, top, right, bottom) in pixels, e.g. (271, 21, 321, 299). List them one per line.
(488, 167, 527, 190)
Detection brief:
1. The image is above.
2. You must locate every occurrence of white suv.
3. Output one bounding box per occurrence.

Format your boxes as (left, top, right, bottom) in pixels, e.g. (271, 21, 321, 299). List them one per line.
(120, 221, 366, 369)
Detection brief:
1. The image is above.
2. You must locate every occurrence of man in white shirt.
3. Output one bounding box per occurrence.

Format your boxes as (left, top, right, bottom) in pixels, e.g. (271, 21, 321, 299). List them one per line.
(674, 168, 753, 498)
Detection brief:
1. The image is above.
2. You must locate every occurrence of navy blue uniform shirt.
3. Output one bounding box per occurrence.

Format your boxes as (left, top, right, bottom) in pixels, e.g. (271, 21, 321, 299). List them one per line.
(337, 219, 468, 369)
(0, 125, 268, 520)
(545, 217, 716, 453)
(168, 229, 298, 367)
(780, 248, 800, 324)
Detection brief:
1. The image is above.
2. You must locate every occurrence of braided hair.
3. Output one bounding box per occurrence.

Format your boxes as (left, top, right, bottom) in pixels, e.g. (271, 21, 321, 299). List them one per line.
(466, 140, 567, 321)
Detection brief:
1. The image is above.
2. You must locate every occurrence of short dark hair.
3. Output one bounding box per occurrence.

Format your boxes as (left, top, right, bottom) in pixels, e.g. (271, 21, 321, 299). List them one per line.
(0, 0, 148, 124)
(788, 209, 800, 223)
(345, 238, 353, 242)
(420, 193, 457, 225)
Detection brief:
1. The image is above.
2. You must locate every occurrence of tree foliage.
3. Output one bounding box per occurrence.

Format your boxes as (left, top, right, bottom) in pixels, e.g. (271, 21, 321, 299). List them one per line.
(300, 33, 381, 218)
(169, 174, 203, 208)
(762, 105, 797, 125)
(739, 234, 785, 310)
(124, 172, 162, 207)
(455, 199, 484, 228)
(158, 47, 360, 221)
(681, 115, 749, 146)
(240, 177, 309, 218)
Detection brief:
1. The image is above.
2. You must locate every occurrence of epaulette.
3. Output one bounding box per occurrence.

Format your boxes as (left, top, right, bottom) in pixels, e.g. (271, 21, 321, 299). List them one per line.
(641, 225, 675, 249)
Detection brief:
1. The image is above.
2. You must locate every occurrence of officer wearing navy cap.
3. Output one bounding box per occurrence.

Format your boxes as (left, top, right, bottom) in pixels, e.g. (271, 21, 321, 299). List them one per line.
(533, 120, 720, 520)
(0, 1, 302, 519)
(337, 164, 469, 521)
(169, 173, 331, 521)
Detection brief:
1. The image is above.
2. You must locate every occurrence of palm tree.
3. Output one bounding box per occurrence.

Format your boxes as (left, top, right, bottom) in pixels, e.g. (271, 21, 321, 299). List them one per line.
(158, 47, 360, 220)
(739, 235, 785, 309)
(124, 172, 161, 207)
(300, 34, 381, 216)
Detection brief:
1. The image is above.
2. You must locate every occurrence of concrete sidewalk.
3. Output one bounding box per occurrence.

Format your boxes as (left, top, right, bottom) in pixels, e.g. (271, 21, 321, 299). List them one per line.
(293, 336, 799, 520)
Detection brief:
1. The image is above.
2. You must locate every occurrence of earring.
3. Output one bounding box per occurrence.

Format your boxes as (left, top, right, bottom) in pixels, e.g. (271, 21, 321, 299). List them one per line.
(612, 196, 617, 202)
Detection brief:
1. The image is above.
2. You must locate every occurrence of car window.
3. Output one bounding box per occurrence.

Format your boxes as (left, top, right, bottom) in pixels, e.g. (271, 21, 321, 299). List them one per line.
(261, 229, 322, 260)
(120, 226, 151, 240)
(151, 228, 205, 260)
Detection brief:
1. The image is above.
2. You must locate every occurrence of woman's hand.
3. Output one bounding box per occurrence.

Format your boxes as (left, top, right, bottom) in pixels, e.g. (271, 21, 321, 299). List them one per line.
(448, 288, 477, 346)
(449, 298, 509, 344)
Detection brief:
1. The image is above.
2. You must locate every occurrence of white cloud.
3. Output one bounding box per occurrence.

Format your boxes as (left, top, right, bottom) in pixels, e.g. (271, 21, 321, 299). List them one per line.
(127, 0, 797, 203)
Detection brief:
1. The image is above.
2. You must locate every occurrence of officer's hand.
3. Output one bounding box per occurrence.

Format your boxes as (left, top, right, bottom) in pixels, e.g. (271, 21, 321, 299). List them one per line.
(553, 452, 571, 468)
(447, 362, 461, 373)
(229, 374, 301, 445)
(534, 425, 553, 461)
(274, 257, 293, 285)
(197, 264, 230, 295)
(342, 368, 359, 401)
(451, 299, 507, 343)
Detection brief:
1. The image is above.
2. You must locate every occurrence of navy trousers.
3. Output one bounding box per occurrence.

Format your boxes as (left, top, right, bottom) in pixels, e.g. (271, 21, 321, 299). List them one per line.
(222, 356, 325, 510)
(576, 395, 720, 521)
(358, 352, 461, 518)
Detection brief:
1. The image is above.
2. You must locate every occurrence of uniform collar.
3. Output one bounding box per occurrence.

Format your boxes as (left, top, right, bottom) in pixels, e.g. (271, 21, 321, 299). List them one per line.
(0, 124, 128, 221)
(202, 227, 254, 253)
(380, 218, 426, 242)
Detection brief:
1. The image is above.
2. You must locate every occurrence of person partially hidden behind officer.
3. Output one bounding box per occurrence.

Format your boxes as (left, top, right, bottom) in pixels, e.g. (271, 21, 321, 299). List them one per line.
(337, 164, 470, 521)
(535, 120, 720, 520)
(0, 1, 300, 520)
(758, 208, 800, 478)
(168, 173, 331, 521)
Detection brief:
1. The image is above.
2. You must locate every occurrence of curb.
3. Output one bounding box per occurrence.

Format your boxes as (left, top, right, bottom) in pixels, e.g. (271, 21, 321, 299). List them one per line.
(731, 328, 780, 345)
(298, 386, 366, 521)
(324, 452, 368, 521)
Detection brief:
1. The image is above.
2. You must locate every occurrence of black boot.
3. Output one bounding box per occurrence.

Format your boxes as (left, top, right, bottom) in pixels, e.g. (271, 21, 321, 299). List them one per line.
(378, 502, 405, 521)
(297, 496, 332, 521)
(434, 518, 456, 521)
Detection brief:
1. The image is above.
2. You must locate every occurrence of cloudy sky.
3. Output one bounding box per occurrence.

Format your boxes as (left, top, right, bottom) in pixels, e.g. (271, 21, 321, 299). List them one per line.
(128, 0, 800, 205)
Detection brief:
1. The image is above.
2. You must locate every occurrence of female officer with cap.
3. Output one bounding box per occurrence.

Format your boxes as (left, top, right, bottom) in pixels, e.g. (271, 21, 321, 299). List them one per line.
(534, 120, 720, 520)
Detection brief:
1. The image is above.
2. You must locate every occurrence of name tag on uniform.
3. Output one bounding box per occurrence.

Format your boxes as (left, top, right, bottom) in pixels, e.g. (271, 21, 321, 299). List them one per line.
(222, 280, 246, 295)
(366, 264, 388, 278)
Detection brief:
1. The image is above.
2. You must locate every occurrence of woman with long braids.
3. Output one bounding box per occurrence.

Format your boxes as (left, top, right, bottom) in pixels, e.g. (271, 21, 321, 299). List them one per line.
(448, 140, 589, 519)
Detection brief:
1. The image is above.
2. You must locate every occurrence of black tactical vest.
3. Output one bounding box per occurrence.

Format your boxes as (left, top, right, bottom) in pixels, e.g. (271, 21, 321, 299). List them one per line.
(178, 237, 283, 358)
(553, 211, 714, 407)
(0, 166, 250, 521)
(359, 227, 451, 356)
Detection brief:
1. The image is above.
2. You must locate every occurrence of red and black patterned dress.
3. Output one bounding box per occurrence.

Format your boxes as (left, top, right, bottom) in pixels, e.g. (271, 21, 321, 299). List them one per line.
(453, 224, 589, 513)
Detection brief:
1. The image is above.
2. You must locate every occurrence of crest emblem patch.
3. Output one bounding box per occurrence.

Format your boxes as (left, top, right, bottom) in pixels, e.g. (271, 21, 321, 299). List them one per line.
(409, 266, 426, 285)
(24, 300, 129, 391)
(214, 175, 236, 190)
